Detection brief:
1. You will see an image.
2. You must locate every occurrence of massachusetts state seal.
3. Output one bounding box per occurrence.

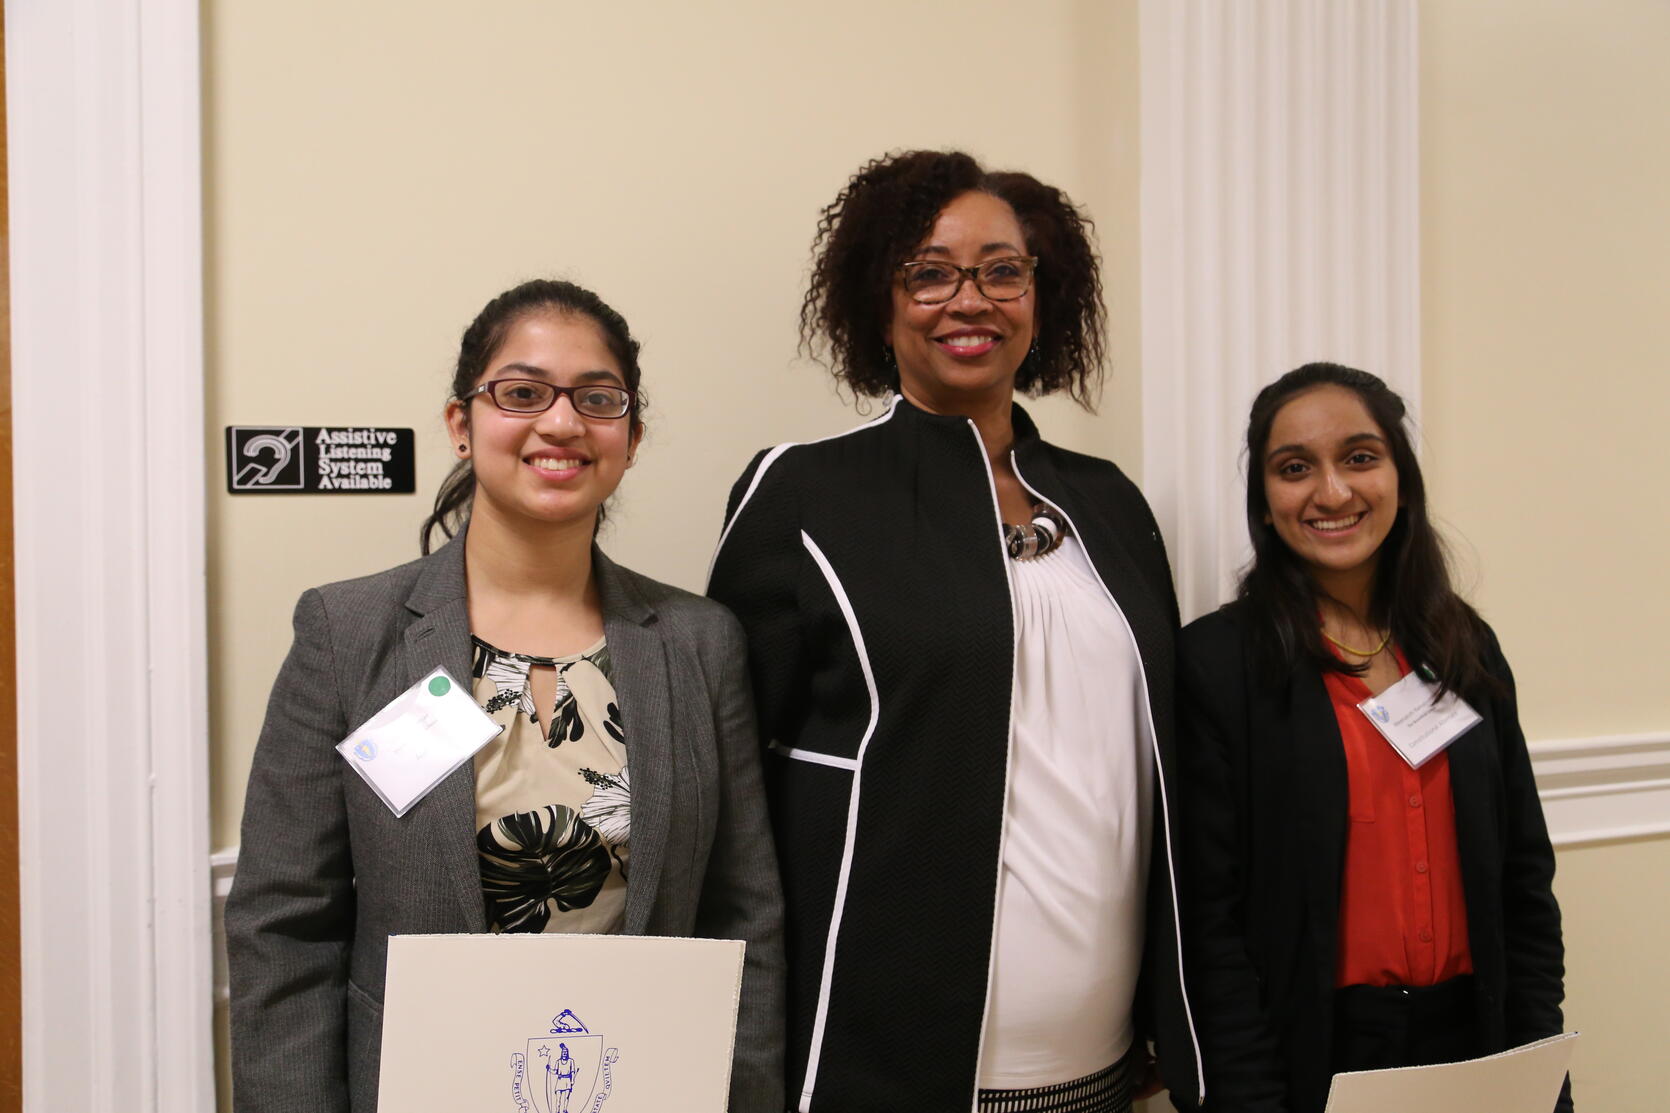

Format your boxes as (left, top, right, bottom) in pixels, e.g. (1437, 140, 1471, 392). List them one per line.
(510, 1010, 620, 1113)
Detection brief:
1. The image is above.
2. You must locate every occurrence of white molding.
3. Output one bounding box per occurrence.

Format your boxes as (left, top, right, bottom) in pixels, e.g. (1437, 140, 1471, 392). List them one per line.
(1139, 0, 1422, 621)
(200, 732, 1670, 1005)
(7, 1, 214, 1111)
(1530, 733, 1670, 847)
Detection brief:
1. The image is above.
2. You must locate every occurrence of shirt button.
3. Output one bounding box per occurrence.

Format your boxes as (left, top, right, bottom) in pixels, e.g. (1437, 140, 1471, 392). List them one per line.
(1415, 861, 1429, 874)
(1409, 794, 1423, 808)
(1419, 928, 1433, 943)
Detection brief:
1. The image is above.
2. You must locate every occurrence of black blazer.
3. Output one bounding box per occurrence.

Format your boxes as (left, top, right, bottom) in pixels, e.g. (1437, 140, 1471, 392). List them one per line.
(1176, 602, 1569, 1113)
(709, 395, 1201, 1112)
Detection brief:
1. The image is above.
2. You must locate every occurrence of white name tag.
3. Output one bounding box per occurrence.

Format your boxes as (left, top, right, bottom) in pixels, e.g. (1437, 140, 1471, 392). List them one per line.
(1356, 670, 1482, 770)
(337, 667, 501, 817)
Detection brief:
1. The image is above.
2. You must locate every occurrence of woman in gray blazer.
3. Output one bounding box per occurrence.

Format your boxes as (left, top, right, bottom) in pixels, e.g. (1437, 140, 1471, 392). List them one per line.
(225, 279, 785, 1113)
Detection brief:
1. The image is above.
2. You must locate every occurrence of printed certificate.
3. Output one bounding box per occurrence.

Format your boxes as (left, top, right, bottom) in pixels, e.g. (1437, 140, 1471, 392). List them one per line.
(1324, 1032, 1578, 1113)
(377, 933, 746, 1113)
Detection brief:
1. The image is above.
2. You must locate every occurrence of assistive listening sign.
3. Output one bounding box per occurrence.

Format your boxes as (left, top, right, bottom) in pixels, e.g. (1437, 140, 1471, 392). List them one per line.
(225, 426, 416, 494)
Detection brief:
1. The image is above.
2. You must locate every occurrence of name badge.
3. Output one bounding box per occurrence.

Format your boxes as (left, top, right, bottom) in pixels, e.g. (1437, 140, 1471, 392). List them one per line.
(337, 667, 502, 817)
(1357, 670, 1482, 769)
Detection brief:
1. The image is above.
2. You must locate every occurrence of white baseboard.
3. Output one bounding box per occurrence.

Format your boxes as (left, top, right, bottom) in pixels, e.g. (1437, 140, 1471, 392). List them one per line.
(211, 850, 239, 1007)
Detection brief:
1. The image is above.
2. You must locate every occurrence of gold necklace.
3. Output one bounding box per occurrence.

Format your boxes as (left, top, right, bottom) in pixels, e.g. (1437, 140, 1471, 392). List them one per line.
(1321, 628, 1392, 658)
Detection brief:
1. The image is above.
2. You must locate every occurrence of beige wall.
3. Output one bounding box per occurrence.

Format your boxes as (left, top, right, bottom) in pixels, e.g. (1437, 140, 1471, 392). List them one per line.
(1421, 2, 1670, 1110)
(204, 0, 1142, 850)
(207, 0, 1667, 1108)
(1421, 0, 1670, 739)
(1552, 836, 1670, 1112)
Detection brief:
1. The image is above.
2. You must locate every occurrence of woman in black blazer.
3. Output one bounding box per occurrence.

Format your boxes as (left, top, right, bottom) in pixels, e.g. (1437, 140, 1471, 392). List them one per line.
(225, 279, 784, 1113)
(1177, 362, 1569, 1112)
(709, 150, 1199, 1113)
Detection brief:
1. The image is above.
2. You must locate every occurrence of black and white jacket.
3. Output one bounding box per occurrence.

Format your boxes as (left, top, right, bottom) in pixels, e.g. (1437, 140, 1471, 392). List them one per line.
(708, 395, 1203, 1113)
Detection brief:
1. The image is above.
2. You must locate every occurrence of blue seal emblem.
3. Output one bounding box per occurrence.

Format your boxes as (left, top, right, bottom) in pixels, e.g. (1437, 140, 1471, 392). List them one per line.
(510, 1009, 619, 1113)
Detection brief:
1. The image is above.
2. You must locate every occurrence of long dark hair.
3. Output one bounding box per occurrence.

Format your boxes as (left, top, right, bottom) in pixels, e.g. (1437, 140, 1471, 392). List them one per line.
(419, 279, 645, 554)
(800, 149, 1106, 407)
(1237, 362, 1498, 701)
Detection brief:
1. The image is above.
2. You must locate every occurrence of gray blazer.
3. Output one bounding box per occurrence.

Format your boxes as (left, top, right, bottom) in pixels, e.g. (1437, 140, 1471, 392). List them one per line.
(225, 536, 785, 1113)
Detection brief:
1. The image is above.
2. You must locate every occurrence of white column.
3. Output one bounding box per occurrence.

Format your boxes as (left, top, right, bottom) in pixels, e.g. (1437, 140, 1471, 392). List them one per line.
(6, 0, 213, 1109)
(1140, 0, 1420, 621)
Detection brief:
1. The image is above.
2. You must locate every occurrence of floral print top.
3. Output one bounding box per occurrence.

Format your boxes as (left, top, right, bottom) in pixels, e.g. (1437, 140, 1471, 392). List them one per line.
(470, 636, 629, 934)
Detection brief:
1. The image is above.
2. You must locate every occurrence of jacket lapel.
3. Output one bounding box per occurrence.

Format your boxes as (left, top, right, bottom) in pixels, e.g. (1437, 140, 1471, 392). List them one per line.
(400, 535, 487, 931)
(1286, 667, 1349, 971)
(1441, 696, 1492, 930)
(593, 550, 672, 935)
(1009, 424, 1171, 670)
(397, 538, 672, 933)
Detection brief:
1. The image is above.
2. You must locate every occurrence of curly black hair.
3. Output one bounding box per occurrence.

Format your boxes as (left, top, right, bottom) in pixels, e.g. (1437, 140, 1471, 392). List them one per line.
(799, 150, 1106, 407)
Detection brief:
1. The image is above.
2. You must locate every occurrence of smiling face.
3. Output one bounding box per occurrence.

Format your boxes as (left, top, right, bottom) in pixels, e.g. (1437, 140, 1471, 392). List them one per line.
(444, 311, 640, 534)
(886, 190, 1036, 413)
(1261, 384, 1401, 595)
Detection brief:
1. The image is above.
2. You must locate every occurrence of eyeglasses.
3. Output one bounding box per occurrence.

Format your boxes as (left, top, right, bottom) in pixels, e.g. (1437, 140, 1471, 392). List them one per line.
(462, 379, 636, 419)
(897, 255, 1038, 304)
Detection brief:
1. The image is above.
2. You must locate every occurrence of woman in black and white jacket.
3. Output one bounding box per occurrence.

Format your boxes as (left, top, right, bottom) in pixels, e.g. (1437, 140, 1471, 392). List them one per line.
(708, 150, 1201, 1113)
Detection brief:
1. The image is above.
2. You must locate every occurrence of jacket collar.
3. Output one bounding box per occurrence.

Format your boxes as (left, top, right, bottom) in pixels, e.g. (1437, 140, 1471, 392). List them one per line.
(885, 390, 1043, 445)
(404, 528, 469, 616)
(403, 525, 657, 628)
(1010, 400, 1043, 446)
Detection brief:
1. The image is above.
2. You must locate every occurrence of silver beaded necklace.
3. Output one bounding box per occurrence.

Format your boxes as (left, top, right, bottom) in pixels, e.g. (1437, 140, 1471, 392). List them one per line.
(1003, 504, 1068, 560)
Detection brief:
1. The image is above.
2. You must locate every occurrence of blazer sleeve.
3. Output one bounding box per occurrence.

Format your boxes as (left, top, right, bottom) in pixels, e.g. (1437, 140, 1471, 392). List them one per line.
(707, 448, 806, 747)
(1484, 629, 1573, 1110)
(224, 589, 355, 1113)
(695, 612, 788, 1113)
(1176, 624, 1290, 1113)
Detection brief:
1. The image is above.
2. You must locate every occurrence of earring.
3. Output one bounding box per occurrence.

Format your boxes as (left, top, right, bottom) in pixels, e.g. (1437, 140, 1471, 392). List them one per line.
(458, 443, 469, 454)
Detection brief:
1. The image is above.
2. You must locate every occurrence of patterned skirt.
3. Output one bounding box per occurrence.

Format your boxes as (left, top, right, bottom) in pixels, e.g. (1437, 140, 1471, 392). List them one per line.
(977, 1051, 1134, 1113)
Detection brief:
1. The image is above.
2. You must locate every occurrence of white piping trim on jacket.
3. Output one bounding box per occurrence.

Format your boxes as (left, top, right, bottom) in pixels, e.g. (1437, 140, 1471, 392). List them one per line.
(705, 397, 902, 590)
(966, 421, 1022, 1112)
(795, 529, 882, 1113)
(766, 739, 859, 772)
(1012, 459, 1206, 1104)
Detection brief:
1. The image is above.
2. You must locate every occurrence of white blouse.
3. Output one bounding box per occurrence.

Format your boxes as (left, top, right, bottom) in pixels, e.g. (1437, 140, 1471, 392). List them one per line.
(977, 535, 1154, 1089)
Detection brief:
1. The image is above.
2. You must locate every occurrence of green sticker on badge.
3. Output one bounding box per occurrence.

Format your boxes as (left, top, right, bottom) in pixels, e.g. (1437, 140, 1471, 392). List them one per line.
(428, 675, 451, 697)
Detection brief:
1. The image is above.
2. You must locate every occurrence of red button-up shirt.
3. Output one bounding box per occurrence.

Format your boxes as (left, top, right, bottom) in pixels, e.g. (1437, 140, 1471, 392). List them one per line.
(1325, 650, 1473, 988)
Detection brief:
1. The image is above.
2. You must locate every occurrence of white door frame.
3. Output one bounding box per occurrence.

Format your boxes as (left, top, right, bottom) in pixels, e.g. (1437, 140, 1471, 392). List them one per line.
(6, 0, 213, 1109)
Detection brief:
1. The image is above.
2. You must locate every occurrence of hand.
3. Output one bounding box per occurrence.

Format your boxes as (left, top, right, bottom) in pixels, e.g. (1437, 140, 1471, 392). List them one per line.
(1131, 1044, 1164, 1101)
